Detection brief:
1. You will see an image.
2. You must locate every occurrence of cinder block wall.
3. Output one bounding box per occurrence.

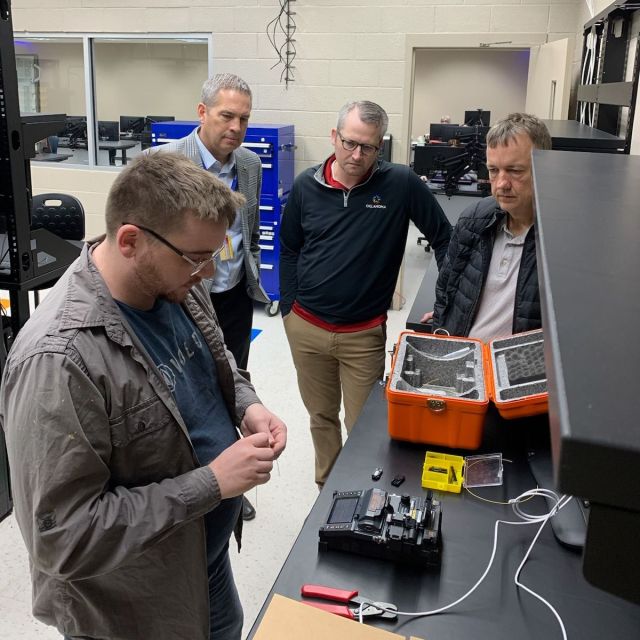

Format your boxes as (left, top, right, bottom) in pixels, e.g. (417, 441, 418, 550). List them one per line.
(14, 0, 583, 234)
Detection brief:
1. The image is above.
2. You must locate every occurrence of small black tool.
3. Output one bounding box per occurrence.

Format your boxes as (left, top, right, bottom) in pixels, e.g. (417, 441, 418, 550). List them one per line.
(391, 474, 405, 487)
(428, 466, 447, 474)
(371, 467, 383, 481)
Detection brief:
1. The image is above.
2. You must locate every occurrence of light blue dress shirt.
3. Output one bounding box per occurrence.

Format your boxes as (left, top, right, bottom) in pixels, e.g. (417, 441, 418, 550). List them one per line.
(195, 133, 244, 293)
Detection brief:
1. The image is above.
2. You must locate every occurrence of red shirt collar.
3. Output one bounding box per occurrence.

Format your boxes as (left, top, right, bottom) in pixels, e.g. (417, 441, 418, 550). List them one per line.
(323, 154, 374, 190)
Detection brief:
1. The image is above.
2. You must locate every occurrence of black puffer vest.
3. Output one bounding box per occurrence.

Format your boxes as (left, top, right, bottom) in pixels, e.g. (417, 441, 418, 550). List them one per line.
(432, 196, 540, 337)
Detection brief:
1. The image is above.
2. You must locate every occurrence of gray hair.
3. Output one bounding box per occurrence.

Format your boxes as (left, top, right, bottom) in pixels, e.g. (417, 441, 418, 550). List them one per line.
(105, 152, 244, 237)
(486, 113, 552, 150)
(337, 101, 389, 140)
(201, 73, 252, 107)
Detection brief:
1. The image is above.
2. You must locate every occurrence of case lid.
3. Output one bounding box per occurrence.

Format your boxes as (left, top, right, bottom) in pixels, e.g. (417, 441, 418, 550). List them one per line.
(486, 329, 548, 406)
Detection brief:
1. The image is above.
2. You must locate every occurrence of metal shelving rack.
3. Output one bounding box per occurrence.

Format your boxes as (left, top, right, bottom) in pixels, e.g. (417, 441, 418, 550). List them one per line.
(577, 0, 640, 153)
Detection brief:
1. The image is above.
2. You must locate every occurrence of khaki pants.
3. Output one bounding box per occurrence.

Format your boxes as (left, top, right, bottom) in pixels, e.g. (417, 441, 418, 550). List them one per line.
(284, 312, 386, 485)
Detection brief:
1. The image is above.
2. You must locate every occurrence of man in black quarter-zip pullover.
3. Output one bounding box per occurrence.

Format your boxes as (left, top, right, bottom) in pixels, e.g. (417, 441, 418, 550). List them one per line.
(280, 100, 452, 486)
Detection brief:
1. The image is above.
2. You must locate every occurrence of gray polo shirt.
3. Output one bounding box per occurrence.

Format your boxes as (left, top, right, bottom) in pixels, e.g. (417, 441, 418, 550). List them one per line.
(469, 220, 531, 342)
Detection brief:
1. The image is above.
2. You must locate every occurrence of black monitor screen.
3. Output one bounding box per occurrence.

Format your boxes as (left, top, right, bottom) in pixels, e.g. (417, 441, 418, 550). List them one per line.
(327, 496, 359, 524)
(60, 116, 87, 140)
(145, 115, 175, 126)
(413, 145, 467, 176)
(429, 123, 460, 141)
(464, 110, 491, 126)
(453, 125, 491, 140)
(120, 115, 146, 135)
(98, 120, 119, 141)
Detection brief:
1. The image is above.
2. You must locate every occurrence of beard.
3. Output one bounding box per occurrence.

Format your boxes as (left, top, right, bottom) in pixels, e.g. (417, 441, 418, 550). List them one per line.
(134, 250, 192, 305)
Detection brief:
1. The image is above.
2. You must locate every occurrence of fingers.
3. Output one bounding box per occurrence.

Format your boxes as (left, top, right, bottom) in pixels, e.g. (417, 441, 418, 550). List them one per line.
(208, 434, 276, 499)
(244, 431, 270, 449)
(270, 430, 287, 459)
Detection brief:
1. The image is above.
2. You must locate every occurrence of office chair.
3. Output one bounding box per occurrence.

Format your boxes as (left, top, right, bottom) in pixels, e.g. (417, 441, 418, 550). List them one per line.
(44, 135, 59, 154)
(31, 193, 85, 304)
(32, 193, 85, 241)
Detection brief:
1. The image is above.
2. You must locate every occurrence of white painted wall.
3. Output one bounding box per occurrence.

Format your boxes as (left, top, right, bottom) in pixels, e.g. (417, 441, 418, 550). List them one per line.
(525, 38, 574, 119)
(411, 48, 530, 139)
(11, 0, 583, 230)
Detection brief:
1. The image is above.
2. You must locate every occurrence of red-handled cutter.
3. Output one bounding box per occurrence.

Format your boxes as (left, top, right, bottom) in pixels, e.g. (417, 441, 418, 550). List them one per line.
(300, 584, 398, 620)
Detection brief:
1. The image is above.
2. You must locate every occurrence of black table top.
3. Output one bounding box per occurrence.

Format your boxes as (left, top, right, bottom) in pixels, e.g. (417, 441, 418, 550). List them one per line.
(98, 140, 138, 150)
(34, 152, 72, 162)
(541, 119, 624, 151)
(249, 384, 640, 639)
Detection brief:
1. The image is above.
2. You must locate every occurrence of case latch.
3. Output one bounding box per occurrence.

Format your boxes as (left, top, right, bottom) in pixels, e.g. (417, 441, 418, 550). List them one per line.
(427, 398, 446, 413)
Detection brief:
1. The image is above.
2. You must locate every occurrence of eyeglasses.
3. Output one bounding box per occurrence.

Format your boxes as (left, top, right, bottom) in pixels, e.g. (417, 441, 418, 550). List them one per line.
(337, 132, 380, 157)
(123, 222, 224, 277)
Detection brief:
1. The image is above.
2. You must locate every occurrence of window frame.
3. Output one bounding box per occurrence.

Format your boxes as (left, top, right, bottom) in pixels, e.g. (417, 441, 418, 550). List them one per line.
(14, 32, 214, 168)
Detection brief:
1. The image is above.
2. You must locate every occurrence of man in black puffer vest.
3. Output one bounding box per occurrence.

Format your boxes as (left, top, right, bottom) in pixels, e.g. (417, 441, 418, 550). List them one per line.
(425, 113, 551, 341)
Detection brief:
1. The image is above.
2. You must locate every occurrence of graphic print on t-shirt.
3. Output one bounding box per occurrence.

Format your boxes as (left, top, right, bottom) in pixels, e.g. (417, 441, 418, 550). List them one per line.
(156, 328, 204, 392)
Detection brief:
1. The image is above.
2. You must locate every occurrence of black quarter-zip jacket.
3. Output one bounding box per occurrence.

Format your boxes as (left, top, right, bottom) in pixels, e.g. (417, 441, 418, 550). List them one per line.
(279, 159, 452, 324)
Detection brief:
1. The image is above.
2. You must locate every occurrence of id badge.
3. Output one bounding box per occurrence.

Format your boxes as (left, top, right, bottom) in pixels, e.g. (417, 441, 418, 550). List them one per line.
(219, 234, 234, 261)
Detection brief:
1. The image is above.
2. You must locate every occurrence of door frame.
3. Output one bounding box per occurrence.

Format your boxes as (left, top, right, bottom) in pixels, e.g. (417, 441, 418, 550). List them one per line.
(400, 33, 550, 164)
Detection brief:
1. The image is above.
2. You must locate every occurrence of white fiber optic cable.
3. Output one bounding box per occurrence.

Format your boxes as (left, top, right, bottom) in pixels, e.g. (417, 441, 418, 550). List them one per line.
(356, 489, 572, 640)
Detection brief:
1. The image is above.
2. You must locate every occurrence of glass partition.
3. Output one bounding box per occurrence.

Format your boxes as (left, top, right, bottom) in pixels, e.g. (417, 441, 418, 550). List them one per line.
(14, 34, 211, 168)
(14, 37, 87, 165)
(92, 38, 208, 167)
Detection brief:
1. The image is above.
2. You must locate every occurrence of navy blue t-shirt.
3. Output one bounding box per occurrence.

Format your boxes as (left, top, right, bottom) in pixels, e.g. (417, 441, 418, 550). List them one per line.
(117, 297, 242, 570)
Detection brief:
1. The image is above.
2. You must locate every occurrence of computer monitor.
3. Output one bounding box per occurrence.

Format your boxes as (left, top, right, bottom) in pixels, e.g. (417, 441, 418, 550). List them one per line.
(119, 115, 146, 136)
(58, 116, 87, 147)
(97, 120, 119, 142)
(464, 109, 491, 126)
(412, 144, 467, 177)
(453, 125, 491, 140)
(145, 115, 175, 126)
(429, 123, 460, 142)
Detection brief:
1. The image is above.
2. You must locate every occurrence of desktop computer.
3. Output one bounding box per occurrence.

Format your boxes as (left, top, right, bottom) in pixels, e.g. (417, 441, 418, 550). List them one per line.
(413, 144, 467, 177)
(58, 115, 87, 148)
(145, 115, 175, 126)
(119, 115, 146, 138)
(429, 123, 460, 142)
(97, 120, 119, 142)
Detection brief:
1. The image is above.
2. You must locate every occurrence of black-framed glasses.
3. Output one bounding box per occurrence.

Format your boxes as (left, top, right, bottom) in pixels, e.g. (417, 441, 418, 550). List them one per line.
(123, 222, 224, 277)
(337, 132, 380, 157)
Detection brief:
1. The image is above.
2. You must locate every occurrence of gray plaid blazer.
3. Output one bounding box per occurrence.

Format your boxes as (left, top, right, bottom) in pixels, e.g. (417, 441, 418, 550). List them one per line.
(149, 128, 269, 303)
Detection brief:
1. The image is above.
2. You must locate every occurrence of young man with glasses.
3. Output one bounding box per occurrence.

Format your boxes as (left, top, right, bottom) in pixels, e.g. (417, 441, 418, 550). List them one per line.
(0, 153, 287, 640)
(150, 73, 267, 521)
(280, 100, 452, 487)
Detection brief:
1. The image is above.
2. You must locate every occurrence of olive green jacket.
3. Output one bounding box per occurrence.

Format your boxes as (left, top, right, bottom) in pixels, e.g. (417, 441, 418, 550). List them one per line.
(0, 242, 259, 640)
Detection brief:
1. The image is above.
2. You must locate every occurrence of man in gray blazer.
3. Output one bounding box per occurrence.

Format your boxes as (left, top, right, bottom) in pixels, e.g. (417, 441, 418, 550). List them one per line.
(151, 73, 268, 520)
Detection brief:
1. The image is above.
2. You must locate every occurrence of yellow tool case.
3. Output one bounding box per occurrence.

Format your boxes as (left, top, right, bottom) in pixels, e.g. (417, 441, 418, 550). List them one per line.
(386, 329, 548, 449)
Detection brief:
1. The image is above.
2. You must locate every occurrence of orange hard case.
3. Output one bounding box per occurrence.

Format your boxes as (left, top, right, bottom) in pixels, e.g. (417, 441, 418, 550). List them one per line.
(386, 329, 547, 449)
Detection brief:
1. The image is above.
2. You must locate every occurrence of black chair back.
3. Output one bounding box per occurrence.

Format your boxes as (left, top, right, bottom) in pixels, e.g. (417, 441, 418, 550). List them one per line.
(31, 193, 85, 241)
